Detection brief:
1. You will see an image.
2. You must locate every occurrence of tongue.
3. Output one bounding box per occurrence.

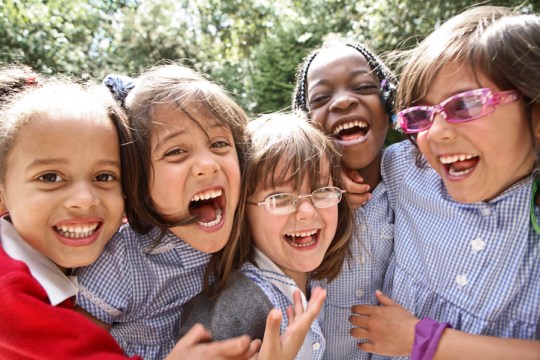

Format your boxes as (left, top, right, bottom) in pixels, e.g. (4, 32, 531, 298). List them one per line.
(292, 235, 314, 244)
(190, 204, 218, 222)
(451, 158, 478, 172)
(338, 127, 367, 141)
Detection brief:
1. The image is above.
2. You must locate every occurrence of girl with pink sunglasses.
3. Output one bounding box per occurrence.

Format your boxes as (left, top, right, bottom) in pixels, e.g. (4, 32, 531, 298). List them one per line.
(351, 6, 540, 359)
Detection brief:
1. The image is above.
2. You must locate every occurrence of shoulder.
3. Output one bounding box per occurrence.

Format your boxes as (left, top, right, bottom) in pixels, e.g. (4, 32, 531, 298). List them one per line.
(180, 271, 273, 341)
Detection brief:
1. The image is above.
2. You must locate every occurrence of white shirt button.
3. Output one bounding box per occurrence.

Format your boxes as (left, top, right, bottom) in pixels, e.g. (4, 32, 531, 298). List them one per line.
(355, 289, 364, 298)
(456, 274, 468, 288)
(358, 224, 366, 232)
(312, 342, 321, 350)
(480, 207, 491, 216)
(471, 238, 486, 253)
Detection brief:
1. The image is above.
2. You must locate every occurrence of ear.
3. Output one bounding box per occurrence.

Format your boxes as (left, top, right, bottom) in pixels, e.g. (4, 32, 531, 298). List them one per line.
(0, 185, 7, 213)
(533, 104, 540, 142)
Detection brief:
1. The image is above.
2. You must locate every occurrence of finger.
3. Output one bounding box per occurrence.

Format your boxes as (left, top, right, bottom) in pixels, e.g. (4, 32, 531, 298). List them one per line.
(285, 305, 294, 324)
(208, 335, 252, 357)
(292, 290, 304, 318)
(347, 192, 371, 209)
(358, 341, 377, 354)
(260, 308, 282, 354)
(181, 323, 212, 345)
(374, 290, 397, 306)
(350, 326, 371, 340)
(351, 304, 376, 315)
(349, 314, 369, 327)
(244, 339, 262, 359)
(306, 287, 326, 312)
(345, 168, 364, 183)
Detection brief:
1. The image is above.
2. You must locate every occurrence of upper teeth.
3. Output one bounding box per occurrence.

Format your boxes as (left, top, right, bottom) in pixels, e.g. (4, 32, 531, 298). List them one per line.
(191, 189, 222, 202)
(286, 229, 317, 237)
(55, 222, 99, 238)
(439, 154, 476, 164)
(334, 120, 368, 135)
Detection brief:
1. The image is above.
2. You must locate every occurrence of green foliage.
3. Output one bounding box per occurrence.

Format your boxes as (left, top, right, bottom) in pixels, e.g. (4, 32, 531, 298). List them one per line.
(1, 0, 538, 123)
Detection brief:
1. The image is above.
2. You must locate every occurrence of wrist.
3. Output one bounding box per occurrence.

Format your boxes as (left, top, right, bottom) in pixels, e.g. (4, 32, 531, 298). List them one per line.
(411, 317, 451, 360)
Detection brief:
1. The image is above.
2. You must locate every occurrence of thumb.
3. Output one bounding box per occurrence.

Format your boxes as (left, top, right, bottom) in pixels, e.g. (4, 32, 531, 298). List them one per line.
(181, 323, 212, 345)
(375, 290, 398, 307)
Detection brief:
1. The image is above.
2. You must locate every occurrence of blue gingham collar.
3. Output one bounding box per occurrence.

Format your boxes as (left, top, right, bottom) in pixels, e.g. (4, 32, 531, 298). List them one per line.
(140, 225, 211, 268)
(253, 247, 308, 309)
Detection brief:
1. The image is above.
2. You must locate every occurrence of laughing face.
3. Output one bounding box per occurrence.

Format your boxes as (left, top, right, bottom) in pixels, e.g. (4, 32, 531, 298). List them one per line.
(148, 104, 241, 253)
(306, 46, 389, 179)
(0, 107, 124, 274)
(416, 62, 535, 203)
(246, 169, 338, 289)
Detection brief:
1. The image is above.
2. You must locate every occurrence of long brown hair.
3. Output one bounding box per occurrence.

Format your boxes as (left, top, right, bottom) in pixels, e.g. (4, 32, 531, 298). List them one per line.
(222, 112, 353, 289)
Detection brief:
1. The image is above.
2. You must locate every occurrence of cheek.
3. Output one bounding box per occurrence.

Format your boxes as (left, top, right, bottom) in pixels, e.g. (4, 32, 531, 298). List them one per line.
(416, 133, 435, 162)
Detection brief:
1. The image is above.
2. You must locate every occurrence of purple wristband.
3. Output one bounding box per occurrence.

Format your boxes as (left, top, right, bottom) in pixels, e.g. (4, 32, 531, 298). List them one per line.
(411, 317, 452, 360)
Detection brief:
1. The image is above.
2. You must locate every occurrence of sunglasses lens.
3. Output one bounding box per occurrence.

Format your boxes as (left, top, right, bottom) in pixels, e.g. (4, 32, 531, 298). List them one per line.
(445, 94, 485, 121)
(265, 193, 296, 215)
(400, 109, 433, 133)
(312, 187, 342, 208)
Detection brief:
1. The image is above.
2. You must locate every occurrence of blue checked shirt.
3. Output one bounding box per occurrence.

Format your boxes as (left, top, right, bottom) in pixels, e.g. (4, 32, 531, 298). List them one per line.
(376, 141, 540, 360)
(74, 224, 211, 360)
(242, 249, 326, 360)
(314, 180, 394, 360)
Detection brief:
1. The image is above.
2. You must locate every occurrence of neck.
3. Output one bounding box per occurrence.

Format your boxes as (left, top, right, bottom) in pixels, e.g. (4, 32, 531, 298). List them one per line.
(283, 270, 308, 294)
(356, 152, 383, 190)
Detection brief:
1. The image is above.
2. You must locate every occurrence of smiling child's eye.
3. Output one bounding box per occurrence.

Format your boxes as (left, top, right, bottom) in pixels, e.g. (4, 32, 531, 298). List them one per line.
(38, 173, 62, 182)
(95, 173, 115, 182)
(355, 84, 380, 94)
(164, 148, 184, 157)
(309, 95, 330, 107)
(212, 140, 230, 148)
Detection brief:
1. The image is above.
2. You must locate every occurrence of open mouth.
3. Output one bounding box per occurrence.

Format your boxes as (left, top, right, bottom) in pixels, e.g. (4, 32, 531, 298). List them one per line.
(188, 188, 225, 228)
(332, 120, 369, 142)
(54, 222, 101, 239)
(284, 229, 319, 248)
(439, 153, 479, 177)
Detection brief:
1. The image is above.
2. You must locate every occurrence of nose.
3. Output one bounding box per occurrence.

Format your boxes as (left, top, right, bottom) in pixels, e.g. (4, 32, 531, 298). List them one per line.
(191, 154, 220, 177)
(65, 181, 99, 210)
(295, 196, 317, 220)
(329, 92, 358, 112)
(426, 112, 456, 142)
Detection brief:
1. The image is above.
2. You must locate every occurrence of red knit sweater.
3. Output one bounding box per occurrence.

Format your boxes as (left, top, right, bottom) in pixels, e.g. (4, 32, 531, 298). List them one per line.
(0, 246, 141, 360)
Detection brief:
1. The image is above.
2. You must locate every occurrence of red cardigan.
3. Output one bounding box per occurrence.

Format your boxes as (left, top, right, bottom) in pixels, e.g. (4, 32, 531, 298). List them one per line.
(0, 246, 141, 359)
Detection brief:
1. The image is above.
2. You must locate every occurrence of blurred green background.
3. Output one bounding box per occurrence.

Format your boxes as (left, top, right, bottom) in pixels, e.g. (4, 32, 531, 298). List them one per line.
(2, 0, 536, 134)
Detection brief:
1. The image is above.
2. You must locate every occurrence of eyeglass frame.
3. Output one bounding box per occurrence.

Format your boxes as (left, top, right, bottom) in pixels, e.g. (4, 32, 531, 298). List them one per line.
(246, 186, 346, 215)
(397, 88, 521, 134)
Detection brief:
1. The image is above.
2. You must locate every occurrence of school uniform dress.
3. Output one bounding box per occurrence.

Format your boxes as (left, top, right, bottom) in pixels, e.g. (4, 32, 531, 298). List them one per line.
(74, 224, 211, 360)
(184, 247, 326, 359)
(317, 180, 394, 360)
(0, 217, 135, 360)
(378, 140, 540, 359)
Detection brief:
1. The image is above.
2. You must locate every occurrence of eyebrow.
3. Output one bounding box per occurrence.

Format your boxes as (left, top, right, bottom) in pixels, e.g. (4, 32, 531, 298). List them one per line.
(153, 129, 187, 153)
(308, 69, 375, 91)
(26, 158, 120, 171)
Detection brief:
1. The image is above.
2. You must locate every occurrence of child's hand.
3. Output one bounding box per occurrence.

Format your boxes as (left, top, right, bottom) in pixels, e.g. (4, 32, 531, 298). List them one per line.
(252, 287, 326, 360)
(349, 290, 418, 356)
(166, 324, 260, 360)
(341, 168, 371, 209)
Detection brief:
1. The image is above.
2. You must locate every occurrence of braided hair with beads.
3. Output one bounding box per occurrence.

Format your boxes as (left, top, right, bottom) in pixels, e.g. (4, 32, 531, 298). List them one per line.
(292, 40, 397, 124)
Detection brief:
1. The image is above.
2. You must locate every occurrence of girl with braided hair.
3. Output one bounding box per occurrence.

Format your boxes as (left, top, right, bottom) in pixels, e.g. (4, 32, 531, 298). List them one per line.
(292, 38, 397, 360)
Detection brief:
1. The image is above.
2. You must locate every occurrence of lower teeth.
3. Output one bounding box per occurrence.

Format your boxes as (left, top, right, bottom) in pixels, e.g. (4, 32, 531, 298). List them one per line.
(198, 209, 223, 228)
(449, 166, 473, 176)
